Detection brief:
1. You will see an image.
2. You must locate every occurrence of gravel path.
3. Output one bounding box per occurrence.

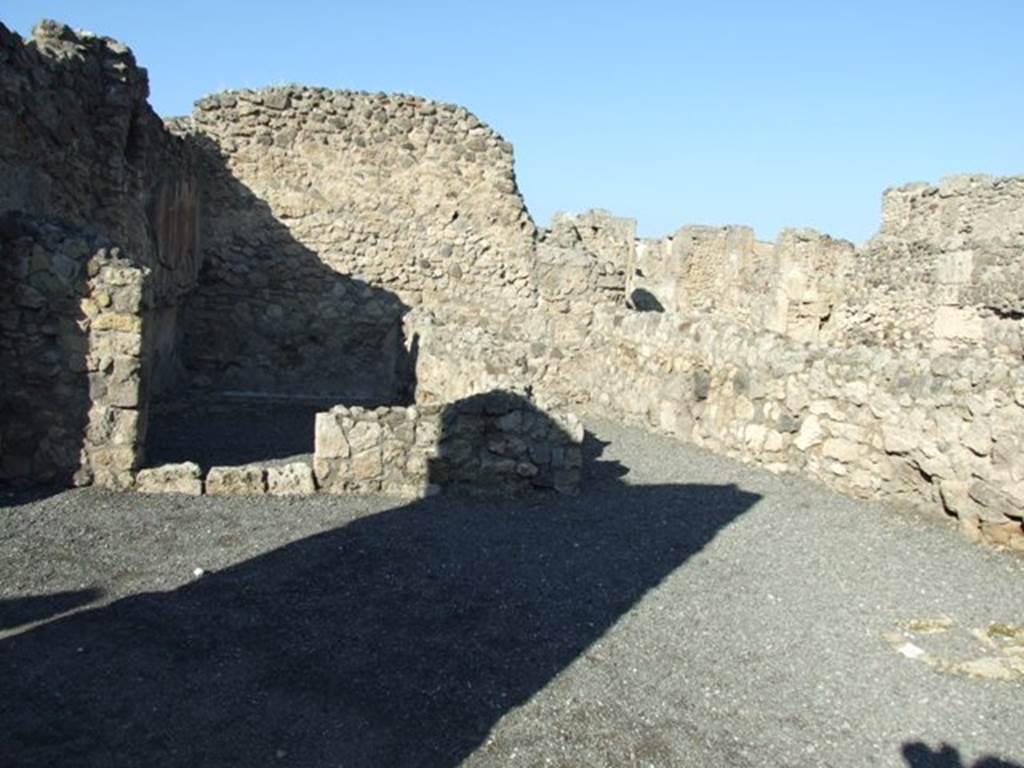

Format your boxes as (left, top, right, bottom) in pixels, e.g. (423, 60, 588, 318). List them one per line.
(1, 418, 1021, 767)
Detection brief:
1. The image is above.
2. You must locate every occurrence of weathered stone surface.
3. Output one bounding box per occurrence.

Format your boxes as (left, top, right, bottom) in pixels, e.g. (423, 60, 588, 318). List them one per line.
(135, 462, 202, 495)
(311, 394, 582, 497)
(205, 465, 266, 496)
(314, 412, 350, 459)
(180, 80, 535, 401)
(266, 463, 316, 496)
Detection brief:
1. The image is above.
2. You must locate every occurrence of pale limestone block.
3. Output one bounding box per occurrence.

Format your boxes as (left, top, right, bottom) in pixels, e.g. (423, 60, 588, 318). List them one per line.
(348, 420, 383, 454)
(351, 449, 383, 480)
(314, 412, 350, 459)
(206, 465, 266, 495)
(267, 462, 316, 496)
(794, 414, 824, 451)
(822, 438, 861, 463)
(933, 306, 984, 340)
(136, 462, 202, 495)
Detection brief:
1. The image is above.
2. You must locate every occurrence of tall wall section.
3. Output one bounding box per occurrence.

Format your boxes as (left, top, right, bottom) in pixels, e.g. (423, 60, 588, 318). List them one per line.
(175, 87, 537, 399)
(832, 175, 1024, 355)
(0, 20, 198, 486)
(504, 178, 1024, 548)
(410, 178, 1024, 548)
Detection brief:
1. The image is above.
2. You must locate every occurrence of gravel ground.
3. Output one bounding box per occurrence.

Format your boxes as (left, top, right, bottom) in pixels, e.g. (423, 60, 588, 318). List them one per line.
(1, 417, 1021, 768)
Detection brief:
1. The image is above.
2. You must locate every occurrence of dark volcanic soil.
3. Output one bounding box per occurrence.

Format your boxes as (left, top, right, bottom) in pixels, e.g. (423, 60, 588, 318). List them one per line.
(1, 418, 1021, 768)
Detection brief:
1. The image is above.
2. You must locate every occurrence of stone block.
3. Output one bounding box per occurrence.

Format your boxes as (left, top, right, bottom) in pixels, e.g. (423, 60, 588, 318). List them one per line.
(348, 420, 383, 454)
(822, 438, 861, 463)
(881, 424, 917, 455)
(206, 465, 266, 495)
(968, 481, 1019, 523)
(314, 412, 350, 459)
(793, 414, 824, 451)
(91, 313, 143, 333)
(135, 462, 202, 495)
(267, 462, 316, 496)
(961, 418, 992, 457)
(351, 449, 383, 481)
(933, 307, 984, 340)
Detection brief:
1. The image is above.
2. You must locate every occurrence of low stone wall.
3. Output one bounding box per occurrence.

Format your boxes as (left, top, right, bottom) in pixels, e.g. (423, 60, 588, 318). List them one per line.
(538, 307, 1024, 549)
(314, 404, 437, 496)
(313, 393, 583, 497)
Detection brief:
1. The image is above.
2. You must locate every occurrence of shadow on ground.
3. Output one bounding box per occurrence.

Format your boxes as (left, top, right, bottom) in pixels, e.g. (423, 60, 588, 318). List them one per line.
(0, 432, 760, 767)
(903, 742, 1024, 768)
(0, 588, 103, 632)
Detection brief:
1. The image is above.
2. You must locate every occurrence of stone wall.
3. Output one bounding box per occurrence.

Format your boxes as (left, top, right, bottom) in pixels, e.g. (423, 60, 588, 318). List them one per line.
(403, 309, 542, 405)
(0, 216, 147, 486)
(314, 404, 438, 496)
(535, 308, 1024, 548)
(313, 392, 583, 496)
(176, 85, 537, 399)
(757, 228, 854, 343)
(832, 175, 1024, 354)
(540, 210, 632, 305)
(0, 20, 198, 487)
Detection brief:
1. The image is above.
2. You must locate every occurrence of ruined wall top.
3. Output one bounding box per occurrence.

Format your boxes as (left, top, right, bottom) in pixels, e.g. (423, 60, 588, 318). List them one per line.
(180, 84, 538, 319)
(2, 20, 151, 226)
(879, 173, 1024, 246)
(0, 19, 198, 305)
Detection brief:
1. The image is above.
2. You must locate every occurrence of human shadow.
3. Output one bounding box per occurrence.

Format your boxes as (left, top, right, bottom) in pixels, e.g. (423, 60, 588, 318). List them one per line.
(0, 587, 103, 632)
(0, 420, 759, 767)
(903, 742, 1023, 768)
(427, 388, 593, 496)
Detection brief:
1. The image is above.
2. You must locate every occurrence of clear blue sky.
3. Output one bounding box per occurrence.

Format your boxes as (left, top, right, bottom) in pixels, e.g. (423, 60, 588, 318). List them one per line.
(5, 1, 1023, 243)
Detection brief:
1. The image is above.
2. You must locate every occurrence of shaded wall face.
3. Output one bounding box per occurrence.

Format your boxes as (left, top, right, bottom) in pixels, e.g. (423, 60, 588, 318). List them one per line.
(0, 21, 199, 486)
(144, 176, 202, 396)
(0, 22, 198, 278)
(179, 143, 410, 400)
(179, 87, 539, 401)
(0, 217, 147, 487)
(0, 218, 91, 484)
